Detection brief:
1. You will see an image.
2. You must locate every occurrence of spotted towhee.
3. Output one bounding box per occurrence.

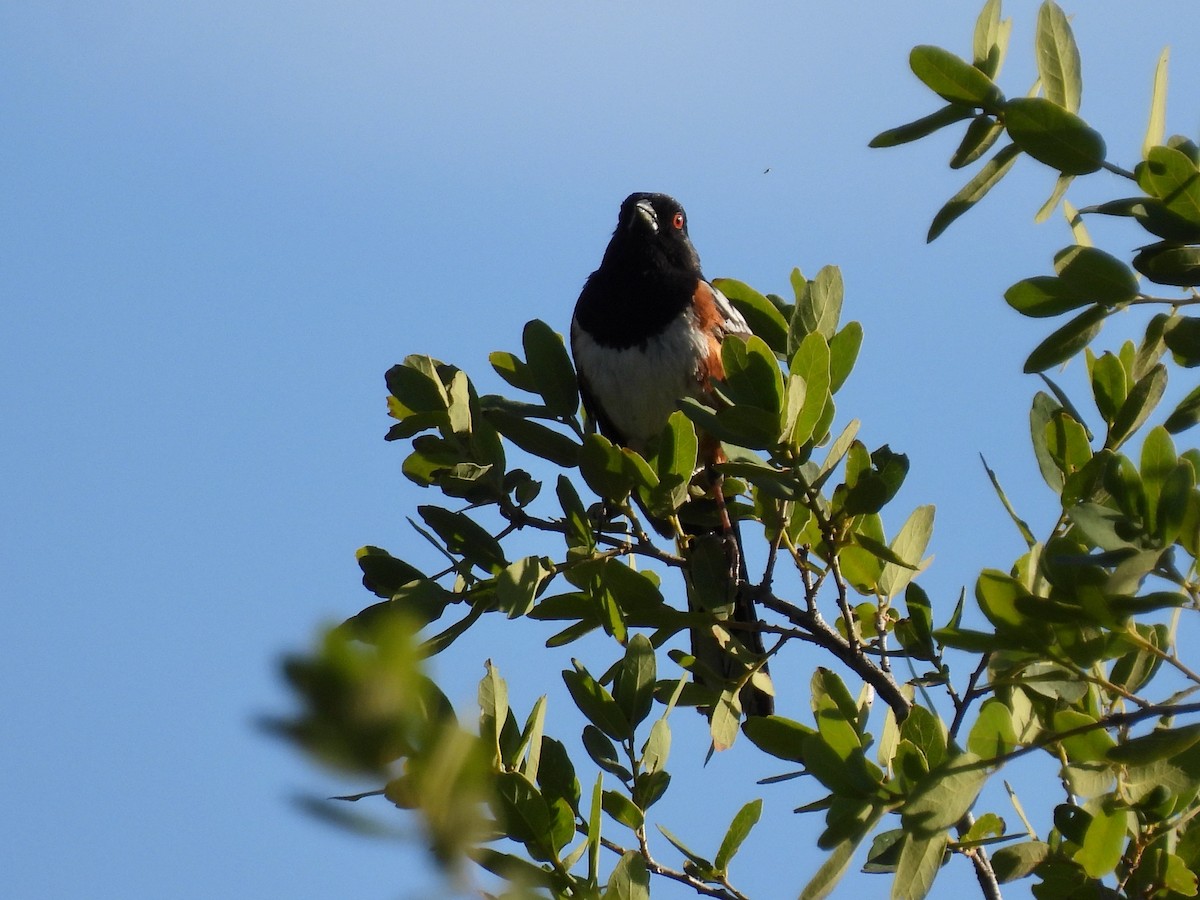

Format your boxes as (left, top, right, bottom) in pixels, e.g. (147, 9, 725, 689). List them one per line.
(570, 192, 773, 719)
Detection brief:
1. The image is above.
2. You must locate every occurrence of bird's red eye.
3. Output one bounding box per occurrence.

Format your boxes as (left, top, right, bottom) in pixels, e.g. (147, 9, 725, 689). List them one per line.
(672, 212, 685, 229)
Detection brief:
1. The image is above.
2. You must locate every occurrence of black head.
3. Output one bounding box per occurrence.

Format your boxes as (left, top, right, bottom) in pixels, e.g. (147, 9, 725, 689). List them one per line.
(600, 192, 703, 277)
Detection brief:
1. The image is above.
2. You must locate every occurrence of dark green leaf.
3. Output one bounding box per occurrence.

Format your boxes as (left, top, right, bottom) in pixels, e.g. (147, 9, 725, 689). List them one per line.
(1134, 242, 1200, 288)
(492, 771, 552, 852)
(418, 505, 507, 572)
(1164, 317, 1200, 367)
(1003, 97, 1105, 175)
(1054, 245, 1140, 304)
(356, 545, 425, 598)
(928, 142, 1022, 241)
(582, 725, 632, 782)
(1108, 364, 1167, 450)
(950, 115, 1004, 169)
(613, 634, 656, 730)
(869, 104, 975, 148)
(1165, 384, 1200, 433)
(1004, 276, 1089, 318)
(385, 356, 448, 415)
(484, 407, 580, 467)
(564, 663, 632, 741)
(1023, 304, 1107, 373)
(523, 320, 578, 417)
(991, 841, 1050, 883)
(1108, 724, 1200, 764)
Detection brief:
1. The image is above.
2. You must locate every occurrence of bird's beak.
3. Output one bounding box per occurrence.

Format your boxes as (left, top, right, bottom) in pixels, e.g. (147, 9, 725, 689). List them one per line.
(633, 199, 658, 233)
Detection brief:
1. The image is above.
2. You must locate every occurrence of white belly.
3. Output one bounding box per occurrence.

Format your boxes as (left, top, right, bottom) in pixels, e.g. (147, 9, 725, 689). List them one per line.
(572, 310, 709, 451)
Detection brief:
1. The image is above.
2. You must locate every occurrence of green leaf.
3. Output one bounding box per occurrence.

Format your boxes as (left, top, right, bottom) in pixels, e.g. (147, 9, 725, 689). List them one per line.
(601, 790, 643, 830)
(795, 265, 844, 341)
(488, 350, 537, 394)
(578, 433, 634, 502)
(980, 456, 1036, 546)
(641, 718, 671, 774)
(991, 841, 1051, 883)
(492, 771, 552, 852)
(789, 332, 832, 445)
(892, 832, 948, 900)
(968, 699, 1017, 760)
(869, 105, 975, 148)
(418, 505, 507, 572)
(564, 662, 632, 742)
(582, 725, 631, 781)
(1134, 242, 1200, 288)
(950, 115, 1004, 169)
(522, 319, 578, 417)
(1076, 804, 1129, 879)
(828, 322, 863, 393)
(714, 798, 762, 874)
(1004, 276, 1089, 318)
(742, 714, 813, 763)
(1164, 317, 1200, 367)
(602, 850, 650, 900)
(1140, 145, 1200, 225)
(972, 0, 1002, 74)
(613, 634, 656, 730)
(1003, 97, 1106, 175)
(656, 825, 716, 874)
(385, 356, 448, 415)
(909, 45, 1003, 109)
(713, 278, 789, 354)
(355, 545, 425, 598)
(798, 810, 883, 900)
(1108, 364, 1167, 450)
(901, 752, 988, 838)
(650, 411, 698, 512)
(1023, 304, 1107, 373)
(557, 474, 596, 555)
(1166, 384, 1200, 433)
(1054, 245, 1140, 304)
(1034, 173, 1074, 224)
(1143, 48, 1170, 159)
(879, 505, 934, 599)
(928, 142, 1022, 241)
(722, 334, 784, 419)
(1108, 724, 1200, 764)
(497, 556, 551, 619)
(1090, 352, 1129, 425)
(1035, 1, 1082, 113)
(484, 407, 580, 467)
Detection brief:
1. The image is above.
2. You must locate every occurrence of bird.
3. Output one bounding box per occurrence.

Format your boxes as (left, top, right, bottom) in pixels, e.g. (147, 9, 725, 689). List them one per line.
(570, 192, 774, 719)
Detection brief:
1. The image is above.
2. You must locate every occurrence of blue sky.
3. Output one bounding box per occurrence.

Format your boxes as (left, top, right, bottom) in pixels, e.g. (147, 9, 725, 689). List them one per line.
(3, 2, 1198, 898)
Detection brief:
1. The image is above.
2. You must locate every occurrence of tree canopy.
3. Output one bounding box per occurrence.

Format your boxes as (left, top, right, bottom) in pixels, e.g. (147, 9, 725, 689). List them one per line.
(271, 2, 1200, 897)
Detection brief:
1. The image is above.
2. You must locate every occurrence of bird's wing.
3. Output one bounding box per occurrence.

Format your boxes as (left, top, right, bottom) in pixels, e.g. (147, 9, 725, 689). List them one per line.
(707, 282, 752, 338)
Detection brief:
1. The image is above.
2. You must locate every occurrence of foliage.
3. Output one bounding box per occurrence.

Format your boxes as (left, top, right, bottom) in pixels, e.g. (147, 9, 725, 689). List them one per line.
(273, 3, 1200, 897)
